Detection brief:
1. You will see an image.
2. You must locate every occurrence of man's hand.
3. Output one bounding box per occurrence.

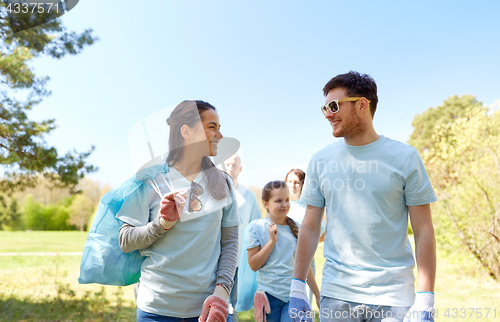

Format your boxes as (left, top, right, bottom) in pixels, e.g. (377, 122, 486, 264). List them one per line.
(289, 279, 313, 322)
(403, 292, 435, 322)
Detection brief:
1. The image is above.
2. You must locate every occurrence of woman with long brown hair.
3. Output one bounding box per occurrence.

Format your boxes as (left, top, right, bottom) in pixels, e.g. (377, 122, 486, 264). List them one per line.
(284, 169, 307, 225)
(118, 100, 240, 322)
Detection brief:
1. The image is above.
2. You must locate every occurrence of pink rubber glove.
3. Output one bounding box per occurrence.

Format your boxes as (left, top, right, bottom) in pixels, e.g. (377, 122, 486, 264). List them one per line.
(253, 290, 271, 322)
(159, 190, 187, 230)
(199, 285, 229, 322)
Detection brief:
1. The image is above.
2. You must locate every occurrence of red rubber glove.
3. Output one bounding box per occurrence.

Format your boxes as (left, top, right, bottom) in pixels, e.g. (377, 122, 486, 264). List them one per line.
(199, 285, 229, 322)
(253, 290, 271, 322)
(159, 190, 187, 230)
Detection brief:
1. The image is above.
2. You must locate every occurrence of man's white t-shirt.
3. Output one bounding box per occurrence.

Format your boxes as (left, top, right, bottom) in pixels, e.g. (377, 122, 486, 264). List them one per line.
(300, 135, 437, 306)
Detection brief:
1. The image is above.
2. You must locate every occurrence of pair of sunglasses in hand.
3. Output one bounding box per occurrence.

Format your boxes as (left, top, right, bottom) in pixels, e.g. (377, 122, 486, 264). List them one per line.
(188, 181, 204, 213)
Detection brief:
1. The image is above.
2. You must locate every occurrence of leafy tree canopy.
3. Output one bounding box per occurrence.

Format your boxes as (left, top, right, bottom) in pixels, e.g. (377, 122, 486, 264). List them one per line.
(422, 102, 500, 279)
(408, 95, 486, 153)
(0, 3, 98, 194)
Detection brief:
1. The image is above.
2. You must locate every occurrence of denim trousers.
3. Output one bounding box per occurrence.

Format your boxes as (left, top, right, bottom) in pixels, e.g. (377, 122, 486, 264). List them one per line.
(265, 293, 291, 322)
(137, 307, 233, 322)
(319, 297, 410, 322)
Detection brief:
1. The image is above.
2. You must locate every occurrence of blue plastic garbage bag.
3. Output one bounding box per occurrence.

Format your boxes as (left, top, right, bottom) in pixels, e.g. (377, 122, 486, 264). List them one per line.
(234, 221, 258, 312)
(78, 164, 168, 286)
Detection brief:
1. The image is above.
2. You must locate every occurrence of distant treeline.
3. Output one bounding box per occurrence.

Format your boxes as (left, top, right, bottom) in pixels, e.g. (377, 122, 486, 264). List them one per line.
(0, 178, 110, 231)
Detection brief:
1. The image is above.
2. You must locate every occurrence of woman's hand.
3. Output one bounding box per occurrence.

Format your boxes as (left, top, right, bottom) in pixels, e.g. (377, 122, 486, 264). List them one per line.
(159, 190, 187, 230)
(268, 223, 278, 243)
(199, 285, 229, 322)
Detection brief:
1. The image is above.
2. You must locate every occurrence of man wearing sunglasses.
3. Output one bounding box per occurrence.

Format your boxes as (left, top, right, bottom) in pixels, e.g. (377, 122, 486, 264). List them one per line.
(290, 71, 437, 322)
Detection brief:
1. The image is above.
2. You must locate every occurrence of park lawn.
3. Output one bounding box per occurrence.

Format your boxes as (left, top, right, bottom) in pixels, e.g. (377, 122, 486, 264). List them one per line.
(0, 231, 88, 253)
(1, 231, 500, 321)
(0, 254, 137, 321)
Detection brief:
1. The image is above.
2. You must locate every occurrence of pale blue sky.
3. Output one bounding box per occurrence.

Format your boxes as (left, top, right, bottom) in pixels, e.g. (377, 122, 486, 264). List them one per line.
(28, 0, 500, 188)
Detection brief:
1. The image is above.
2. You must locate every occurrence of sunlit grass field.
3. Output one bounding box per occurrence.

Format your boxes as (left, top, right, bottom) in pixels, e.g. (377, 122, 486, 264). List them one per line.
(1, 231, 499, 321)
(0, 231, 88, 253)
(0, 231, 136, 321)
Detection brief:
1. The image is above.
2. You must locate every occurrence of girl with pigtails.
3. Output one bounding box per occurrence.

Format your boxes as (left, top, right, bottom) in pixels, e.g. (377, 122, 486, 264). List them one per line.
(247, 181, 320, 322)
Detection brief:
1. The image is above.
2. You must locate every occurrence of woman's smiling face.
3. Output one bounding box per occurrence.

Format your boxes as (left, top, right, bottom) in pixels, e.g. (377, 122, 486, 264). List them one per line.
(286, 172, 302, 198)
(198, 109, 223, 157)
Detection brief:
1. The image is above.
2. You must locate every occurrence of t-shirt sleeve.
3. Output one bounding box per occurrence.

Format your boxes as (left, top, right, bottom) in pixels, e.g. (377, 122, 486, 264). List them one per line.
(246, 221, 262, 250)
(404, 151, 438, 206)
(222, 175, 241, 227)
(115, 183, 152, 227)
(300, 155, 326, 207)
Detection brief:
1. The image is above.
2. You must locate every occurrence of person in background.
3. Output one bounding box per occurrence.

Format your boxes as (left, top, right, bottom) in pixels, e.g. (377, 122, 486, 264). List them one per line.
(285, 168, 324, 305)
(285, 169, 325, 240)
(285, 169, 307, 225)
(224, 154, 262, 322)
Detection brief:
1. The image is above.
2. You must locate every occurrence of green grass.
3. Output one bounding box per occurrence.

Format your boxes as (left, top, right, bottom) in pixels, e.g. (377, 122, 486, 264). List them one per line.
(0, 231, 136, 321)
(0, 231, 88, 253)
(0, 253, 137, 321)
(1, 232, 500, 321)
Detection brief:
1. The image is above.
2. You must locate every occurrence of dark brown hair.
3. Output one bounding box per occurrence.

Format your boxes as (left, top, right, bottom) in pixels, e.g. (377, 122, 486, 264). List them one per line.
(165, 100, 230, 200)
(285, 168, 306, 197)
(261, 180, 299, 239)
(323, 71, 378, 118)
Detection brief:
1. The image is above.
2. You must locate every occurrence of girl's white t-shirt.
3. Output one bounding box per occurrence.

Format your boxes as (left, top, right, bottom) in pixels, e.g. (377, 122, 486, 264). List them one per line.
(247, 217, 298, 302)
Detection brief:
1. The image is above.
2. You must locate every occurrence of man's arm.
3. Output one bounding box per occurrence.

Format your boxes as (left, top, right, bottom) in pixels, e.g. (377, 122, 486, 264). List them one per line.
(293, 204, 324, 281)
(408, 204, 436, 292)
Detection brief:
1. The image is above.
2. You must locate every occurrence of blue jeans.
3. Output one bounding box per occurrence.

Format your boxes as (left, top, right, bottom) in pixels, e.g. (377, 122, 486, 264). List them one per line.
(266, 293, 291, 322)
(319, 297, 410, 322)
(137, 308, 232, 322)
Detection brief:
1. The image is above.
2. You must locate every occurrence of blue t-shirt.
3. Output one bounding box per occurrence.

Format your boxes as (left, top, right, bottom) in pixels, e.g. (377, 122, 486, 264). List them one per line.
(288, 200, 325, 235)
(235, 184, 262, 265)
(116, 167, 240, 317)
(300, 135, 437, 306)
(247, 217, 298, 302)
(287, 200, 307, 224)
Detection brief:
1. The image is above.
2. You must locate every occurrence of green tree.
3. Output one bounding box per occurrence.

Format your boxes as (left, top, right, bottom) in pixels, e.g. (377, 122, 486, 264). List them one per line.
(22, 193, 76, 230)
(67, 194, 94, 231)
(423, 104, 500, 279)
(0, 3, 98, 195)
(22, 194, 45, 229)
(44, 196, 75, 230)
(408, 95, 486, 153)
(0, 195, 22, 230)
